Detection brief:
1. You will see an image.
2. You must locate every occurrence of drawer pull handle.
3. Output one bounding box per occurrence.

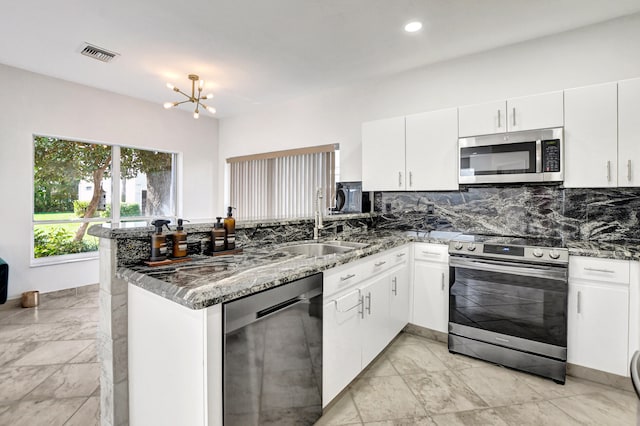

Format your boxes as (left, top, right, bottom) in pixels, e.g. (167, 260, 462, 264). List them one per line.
(577, 290, 581, 314)
(374, 261, 387, 267)
(334, 298, 362, 313)
(584, 267, 615, 274)
(606, 161, 611, 182)
(340, 273, 356, 281)
(628, 159, 632, 182)
(512, 107, 516, 127)
(422, 251, 440, 256)
(398, 171, 402, 187)
(396, 252, 406, 258)
(392, 277, 398, 295)
(365, 293, 372, 315)
(441, 272, 445, 291)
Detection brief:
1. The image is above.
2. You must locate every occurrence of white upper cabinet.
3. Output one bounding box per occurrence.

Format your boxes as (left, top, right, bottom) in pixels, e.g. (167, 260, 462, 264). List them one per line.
(362, 116, 406, 191)
(564, 82, 618, 188)
(507, 91, 564, 132)
(405, 108, 458, 191)
(458, 91, 563, 137)
(458, 100, 506, 137)
(618, 77, 640, 187)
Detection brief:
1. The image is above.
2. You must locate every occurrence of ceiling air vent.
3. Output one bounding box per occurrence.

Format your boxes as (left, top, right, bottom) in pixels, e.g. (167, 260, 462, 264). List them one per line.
(79, 43, 119, 63)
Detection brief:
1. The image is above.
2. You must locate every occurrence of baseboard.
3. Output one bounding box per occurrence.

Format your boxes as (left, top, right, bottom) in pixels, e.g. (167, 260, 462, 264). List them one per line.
(0, 283, 99, 310)
(403, 323, 447, 344)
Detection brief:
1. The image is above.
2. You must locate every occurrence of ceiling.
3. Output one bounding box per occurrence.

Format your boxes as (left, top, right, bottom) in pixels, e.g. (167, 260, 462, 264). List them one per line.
(2, 0, 640, 118)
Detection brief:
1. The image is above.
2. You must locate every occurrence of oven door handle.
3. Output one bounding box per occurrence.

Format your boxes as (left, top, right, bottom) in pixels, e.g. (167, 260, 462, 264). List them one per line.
(449, 257, 567, 281)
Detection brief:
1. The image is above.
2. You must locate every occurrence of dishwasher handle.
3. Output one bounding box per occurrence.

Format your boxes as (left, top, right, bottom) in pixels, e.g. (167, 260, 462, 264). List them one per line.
(257, 296, 304, 319)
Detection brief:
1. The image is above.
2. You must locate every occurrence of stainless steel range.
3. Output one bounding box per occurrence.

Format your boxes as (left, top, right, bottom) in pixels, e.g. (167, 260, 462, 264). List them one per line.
(448, 235, 569, 383)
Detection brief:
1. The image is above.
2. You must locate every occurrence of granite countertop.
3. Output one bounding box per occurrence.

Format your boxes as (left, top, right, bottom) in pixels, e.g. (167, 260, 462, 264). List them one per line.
(566, 240, 640, 261)
(118, 230, 445, 310)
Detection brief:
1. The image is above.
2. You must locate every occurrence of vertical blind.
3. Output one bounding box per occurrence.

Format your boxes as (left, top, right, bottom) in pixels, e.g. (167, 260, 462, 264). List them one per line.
(228, 146, 336, 220)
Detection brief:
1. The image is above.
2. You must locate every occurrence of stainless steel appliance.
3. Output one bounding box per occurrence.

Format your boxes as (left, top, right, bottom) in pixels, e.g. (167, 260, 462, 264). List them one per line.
(458, 127, 563, 184)
(223, 274, 323, 425)
(448, 235, 569, 383)
(334, 181, 370, 213)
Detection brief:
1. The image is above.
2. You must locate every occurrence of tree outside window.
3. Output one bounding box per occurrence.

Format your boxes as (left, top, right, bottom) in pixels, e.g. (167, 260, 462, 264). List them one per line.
(33, 136, 176, 259)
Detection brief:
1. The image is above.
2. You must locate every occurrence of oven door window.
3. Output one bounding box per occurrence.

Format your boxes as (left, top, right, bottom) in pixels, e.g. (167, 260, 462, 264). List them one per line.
(449, 264, 567, 347)
(460, 141, 537, 176)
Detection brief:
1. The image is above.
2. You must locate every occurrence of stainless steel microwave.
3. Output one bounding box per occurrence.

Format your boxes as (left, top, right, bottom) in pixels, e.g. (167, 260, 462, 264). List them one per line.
(458, 127, 563, 184)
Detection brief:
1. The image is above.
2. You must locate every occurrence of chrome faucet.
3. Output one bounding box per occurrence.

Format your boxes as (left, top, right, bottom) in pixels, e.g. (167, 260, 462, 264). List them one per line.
(314, 188, 324, 240)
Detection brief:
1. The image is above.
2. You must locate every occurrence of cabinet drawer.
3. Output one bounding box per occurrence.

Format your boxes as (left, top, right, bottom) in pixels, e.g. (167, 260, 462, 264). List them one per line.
(324, 261, 368, 299)
(569, 256, 630, 284)
(413, 243, 449, 263)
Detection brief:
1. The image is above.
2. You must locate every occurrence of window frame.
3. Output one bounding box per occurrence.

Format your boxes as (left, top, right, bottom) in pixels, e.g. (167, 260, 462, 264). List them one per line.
(30, 134, 179, 266)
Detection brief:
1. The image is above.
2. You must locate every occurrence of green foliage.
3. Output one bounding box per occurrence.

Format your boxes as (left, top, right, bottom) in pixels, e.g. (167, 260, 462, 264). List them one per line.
(73, 200, 99, 218)
(33, 227, 98, 258)
(121, 148, 172, 178)
(99, 203, 141, 218)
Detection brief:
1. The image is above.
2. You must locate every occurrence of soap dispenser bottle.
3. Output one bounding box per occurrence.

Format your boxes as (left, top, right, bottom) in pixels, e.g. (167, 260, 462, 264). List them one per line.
(212, 217, 226, 252)
(172, 219, 189, 258)
(150, 219, 171, 261)
(224, 207, 236, 250)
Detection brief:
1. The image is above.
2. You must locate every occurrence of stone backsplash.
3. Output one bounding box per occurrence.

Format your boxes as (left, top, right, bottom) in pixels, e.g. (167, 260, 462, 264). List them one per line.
(374, 185, 640, 244)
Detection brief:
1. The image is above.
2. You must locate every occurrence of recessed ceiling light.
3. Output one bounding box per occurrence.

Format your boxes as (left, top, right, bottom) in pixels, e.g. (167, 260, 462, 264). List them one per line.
(404, 21, 423, 33)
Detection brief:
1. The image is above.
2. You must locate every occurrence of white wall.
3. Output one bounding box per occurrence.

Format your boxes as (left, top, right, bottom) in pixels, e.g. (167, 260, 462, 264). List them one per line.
(0, 64, 218, 299)
(217, 12, 640, 209)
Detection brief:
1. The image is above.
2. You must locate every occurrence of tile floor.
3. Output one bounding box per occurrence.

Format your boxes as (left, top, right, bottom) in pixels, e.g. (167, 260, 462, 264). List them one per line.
(317, 333, 639, 425)
(0, 286, 638, 425)
(0, 287, 100, 426)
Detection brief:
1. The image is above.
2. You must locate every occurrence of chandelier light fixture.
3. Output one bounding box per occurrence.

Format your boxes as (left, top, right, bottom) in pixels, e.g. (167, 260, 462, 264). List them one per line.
(163, 74, 216, 119)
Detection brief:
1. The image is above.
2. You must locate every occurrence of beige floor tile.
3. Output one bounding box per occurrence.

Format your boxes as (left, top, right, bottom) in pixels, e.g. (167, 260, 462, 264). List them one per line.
(38, 294, 99, 310)
(0, 397, 86, 426)
(64, 396, 100, 426)
(70, 341, 98, 363)
(0, 365, 60, 403)
(361, 356, 398, 378)
(13, 340, 93, 366)
(26, 363, 99, 399)
(549, 390, 638, 425)
(386, 344, 448, 375)
(494, 400, 583, 425)
(452, 365, 544, 407)
(317, 392, 362, 425)
(518, 372, 610, 399)
(402, 371, 488, 415)
(391, 333, 432, 347)
(363, 418, 435, 426)
(421, 340, 488, 370)
(351, 375, 426, 423)
(0, 341, 42, 367)
(0, 322, 97, 343)
(5, 308, 99, 325)
(431, 408, 509, 426)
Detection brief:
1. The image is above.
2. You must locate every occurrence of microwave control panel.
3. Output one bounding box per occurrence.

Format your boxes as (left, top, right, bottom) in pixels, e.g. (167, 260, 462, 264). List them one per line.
(542, 139, 561, 173)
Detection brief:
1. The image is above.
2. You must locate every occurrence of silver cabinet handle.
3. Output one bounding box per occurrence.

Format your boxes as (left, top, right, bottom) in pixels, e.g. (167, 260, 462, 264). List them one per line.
(365, 293, 371, 315)
(340, 273, 356, 281)
(396, 252, 406, 258)
(409, 171, 413, 187)
(441, 272, 445, 291)
(359, 294, 364, 318)
(577, 290, 581, 314)
(497, 109, 501, 128)
(392, 277, 398, 295)
(628, 159, 632, 182)
(374, 261, 387, 267)
(607, 161, 611, 182)
(422, 251, 441, 256)
(398, 171, 402, 187)
(512, 107, 516, 127)
(584, 267, 615, 274)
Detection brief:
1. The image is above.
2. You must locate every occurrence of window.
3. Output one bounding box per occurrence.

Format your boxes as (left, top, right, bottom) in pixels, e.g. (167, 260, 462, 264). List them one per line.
(227, 144, 338, 220)
(33, 136, 177, 261)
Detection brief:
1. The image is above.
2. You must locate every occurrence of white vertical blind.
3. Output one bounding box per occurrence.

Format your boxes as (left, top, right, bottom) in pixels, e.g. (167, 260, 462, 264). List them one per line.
(229, 150, 335, 220)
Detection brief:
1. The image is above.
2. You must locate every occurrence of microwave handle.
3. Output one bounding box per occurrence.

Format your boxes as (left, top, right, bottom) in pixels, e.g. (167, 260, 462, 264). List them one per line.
(535, 140, 542, 173)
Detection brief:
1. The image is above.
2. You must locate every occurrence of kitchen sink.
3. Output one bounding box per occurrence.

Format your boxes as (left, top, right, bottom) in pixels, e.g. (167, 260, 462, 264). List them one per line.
(278, 241, 368, 257)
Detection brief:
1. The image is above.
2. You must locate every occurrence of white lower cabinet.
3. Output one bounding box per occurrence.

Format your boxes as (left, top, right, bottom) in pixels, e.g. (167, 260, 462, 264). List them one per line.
(322, 245, 409, 405)
(411, 243, 449, 333)
(567, 257, 631, 376)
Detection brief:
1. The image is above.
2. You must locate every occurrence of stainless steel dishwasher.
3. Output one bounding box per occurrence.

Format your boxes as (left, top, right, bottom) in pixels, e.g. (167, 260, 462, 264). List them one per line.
(223, 273, 323, 425)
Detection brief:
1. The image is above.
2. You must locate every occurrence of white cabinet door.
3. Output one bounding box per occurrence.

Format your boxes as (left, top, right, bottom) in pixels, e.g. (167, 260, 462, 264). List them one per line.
(323, 288, 362, 405)
(405, 108, 459, 191)
(618, 78, 640, 187)
(458, 100, 507, 137)
(567, 281, 629, 376)
(506, 91, 564, 132)
(360, 275, 391, 368)
(389, 264, 410, 338)
(412, 261, 449, 333)
(362, 116, 406, 191)
(564, 82, 618, 188)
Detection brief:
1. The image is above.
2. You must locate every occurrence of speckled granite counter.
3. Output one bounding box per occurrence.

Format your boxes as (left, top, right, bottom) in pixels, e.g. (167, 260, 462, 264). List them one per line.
(567, 240, 640, 261)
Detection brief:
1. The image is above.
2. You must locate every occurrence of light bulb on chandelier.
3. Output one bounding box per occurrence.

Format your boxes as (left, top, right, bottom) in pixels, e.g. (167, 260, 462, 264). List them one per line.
(163, 74, 216, 118)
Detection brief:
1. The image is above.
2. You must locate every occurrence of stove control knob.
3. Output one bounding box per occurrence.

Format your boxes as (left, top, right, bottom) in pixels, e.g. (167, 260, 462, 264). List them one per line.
(549, 250, 561, 260)
(466, 243, 476, 252)
(453, 242, 463, 250)
(532, 248, 544, 258)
